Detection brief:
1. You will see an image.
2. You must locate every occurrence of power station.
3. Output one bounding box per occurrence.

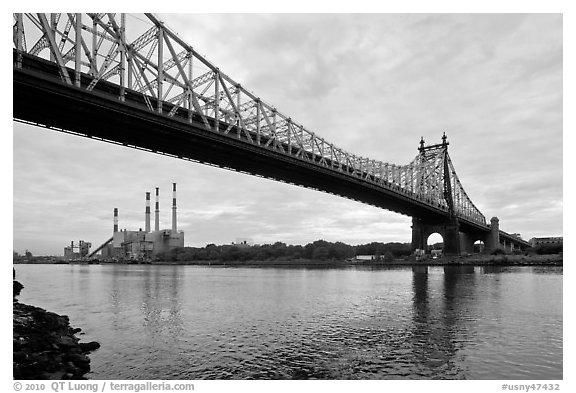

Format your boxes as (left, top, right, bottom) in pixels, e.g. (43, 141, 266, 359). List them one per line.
(63, 240, 92, 260)
(89, 183, 184, 261)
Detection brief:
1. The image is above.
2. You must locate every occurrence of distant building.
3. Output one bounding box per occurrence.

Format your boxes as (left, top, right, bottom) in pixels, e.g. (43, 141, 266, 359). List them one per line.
(63, 240, 91, 260)
(232, 238, 253, 248)
(348, 255, 378, 262)
(105, 228, 184, 260)
(95, 184, 184, 261)
(529, 237, 563, 247)
(431, 249, 443, 258)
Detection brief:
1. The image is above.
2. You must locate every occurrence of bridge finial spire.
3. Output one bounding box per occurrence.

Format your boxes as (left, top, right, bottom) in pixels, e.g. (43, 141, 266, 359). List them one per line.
(419, 137, 425, 153)
(442, 132, 447, 146)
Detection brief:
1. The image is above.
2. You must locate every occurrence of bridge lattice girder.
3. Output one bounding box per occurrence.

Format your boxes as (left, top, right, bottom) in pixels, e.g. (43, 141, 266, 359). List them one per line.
(13, 13, 487, 227)
(408, 145, 486, 225)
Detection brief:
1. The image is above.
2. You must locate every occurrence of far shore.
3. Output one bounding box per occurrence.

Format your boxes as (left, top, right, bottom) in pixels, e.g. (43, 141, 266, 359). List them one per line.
(15, 253, 562, 267)
(148, 253, 563, 267)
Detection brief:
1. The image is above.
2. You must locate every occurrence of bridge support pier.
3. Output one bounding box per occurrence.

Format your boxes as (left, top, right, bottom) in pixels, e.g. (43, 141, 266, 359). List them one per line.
(411, 215, 519, 256)
(459, 232, 475, 254)
(484, 217, 501, 253)
(411, 217, 461, 256)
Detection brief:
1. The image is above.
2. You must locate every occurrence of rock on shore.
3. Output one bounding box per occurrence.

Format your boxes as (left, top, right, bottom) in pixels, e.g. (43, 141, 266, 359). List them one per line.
(13, 280, 100, 380)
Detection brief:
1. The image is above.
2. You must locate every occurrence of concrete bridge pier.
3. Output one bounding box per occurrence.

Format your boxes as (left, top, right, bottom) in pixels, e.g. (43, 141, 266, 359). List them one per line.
(411, 217, 461, 256)
(411, 216, 505, 256)
(501, 240, 515, 253)
(484, 217, 501, 253)
(443, 222, 461, 256)
(459, 232, 476, 254)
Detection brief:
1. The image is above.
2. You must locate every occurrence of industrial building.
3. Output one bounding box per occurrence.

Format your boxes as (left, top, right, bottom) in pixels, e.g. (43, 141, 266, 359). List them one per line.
(63, 240, 91, 260)
(92, 183, 184, 261)
(529, 237, 563, 247)
(232, 238, 254, 248)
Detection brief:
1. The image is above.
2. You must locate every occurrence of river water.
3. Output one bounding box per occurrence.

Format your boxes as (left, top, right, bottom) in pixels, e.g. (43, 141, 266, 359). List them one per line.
(14, 264, 562, 380)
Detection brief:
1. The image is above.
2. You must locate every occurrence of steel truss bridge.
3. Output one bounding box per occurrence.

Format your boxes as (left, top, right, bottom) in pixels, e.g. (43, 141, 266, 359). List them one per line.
(13, 13, 530, 254)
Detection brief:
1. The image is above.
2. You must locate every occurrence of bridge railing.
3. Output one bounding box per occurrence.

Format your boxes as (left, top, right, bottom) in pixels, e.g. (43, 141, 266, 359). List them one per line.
(13, 13, 486, 227)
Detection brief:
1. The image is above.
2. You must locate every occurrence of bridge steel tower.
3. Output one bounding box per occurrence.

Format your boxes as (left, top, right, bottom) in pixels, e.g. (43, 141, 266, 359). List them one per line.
(410, 134, 492, 255)
(411, 134, 455, 255)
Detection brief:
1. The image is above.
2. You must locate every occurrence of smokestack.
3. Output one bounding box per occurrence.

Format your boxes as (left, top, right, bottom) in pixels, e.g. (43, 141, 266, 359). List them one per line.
(145, 192, 151, 233)
(113, 208, 118, 233)
(172, 183, 177, 233)
(155, 187, 160, 232)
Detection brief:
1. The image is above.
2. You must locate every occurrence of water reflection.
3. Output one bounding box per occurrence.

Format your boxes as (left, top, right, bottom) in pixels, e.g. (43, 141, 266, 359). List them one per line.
(410, 266, 476, 378)
(140, 266, 184, 342)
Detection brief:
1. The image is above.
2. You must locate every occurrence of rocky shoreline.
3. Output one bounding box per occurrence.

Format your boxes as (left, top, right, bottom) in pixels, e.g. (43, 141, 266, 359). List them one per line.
(13, 279, 100, 380)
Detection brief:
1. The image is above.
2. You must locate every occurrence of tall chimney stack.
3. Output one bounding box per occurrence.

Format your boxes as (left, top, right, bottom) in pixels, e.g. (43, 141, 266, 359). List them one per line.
(172, 183, 177, 233)
(155, 187, 160, 232)
(113, 208, 118, 233)
(145, 192, 151, 233)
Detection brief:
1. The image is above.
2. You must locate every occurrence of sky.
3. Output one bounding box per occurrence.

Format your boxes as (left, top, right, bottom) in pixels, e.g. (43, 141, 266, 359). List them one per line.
(11, 12, 563, 256)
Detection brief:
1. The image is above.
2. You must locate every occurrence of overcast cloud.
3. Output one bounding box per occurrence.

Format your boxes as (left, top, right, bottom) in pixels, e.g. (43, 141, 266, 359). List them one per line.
(12, 13, 562, 255)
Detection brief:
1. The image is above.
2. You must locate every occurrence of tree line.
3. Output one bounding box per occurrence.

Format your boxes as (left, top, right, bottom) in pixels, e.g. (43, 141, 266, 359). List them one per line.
(155, 240, 413, 263)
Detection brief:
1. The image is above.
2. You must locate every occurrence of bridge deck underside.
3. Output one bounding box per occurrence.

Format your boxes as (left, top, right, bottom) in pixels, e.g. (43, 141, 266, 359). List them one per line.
(14, 53, 489, 234)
